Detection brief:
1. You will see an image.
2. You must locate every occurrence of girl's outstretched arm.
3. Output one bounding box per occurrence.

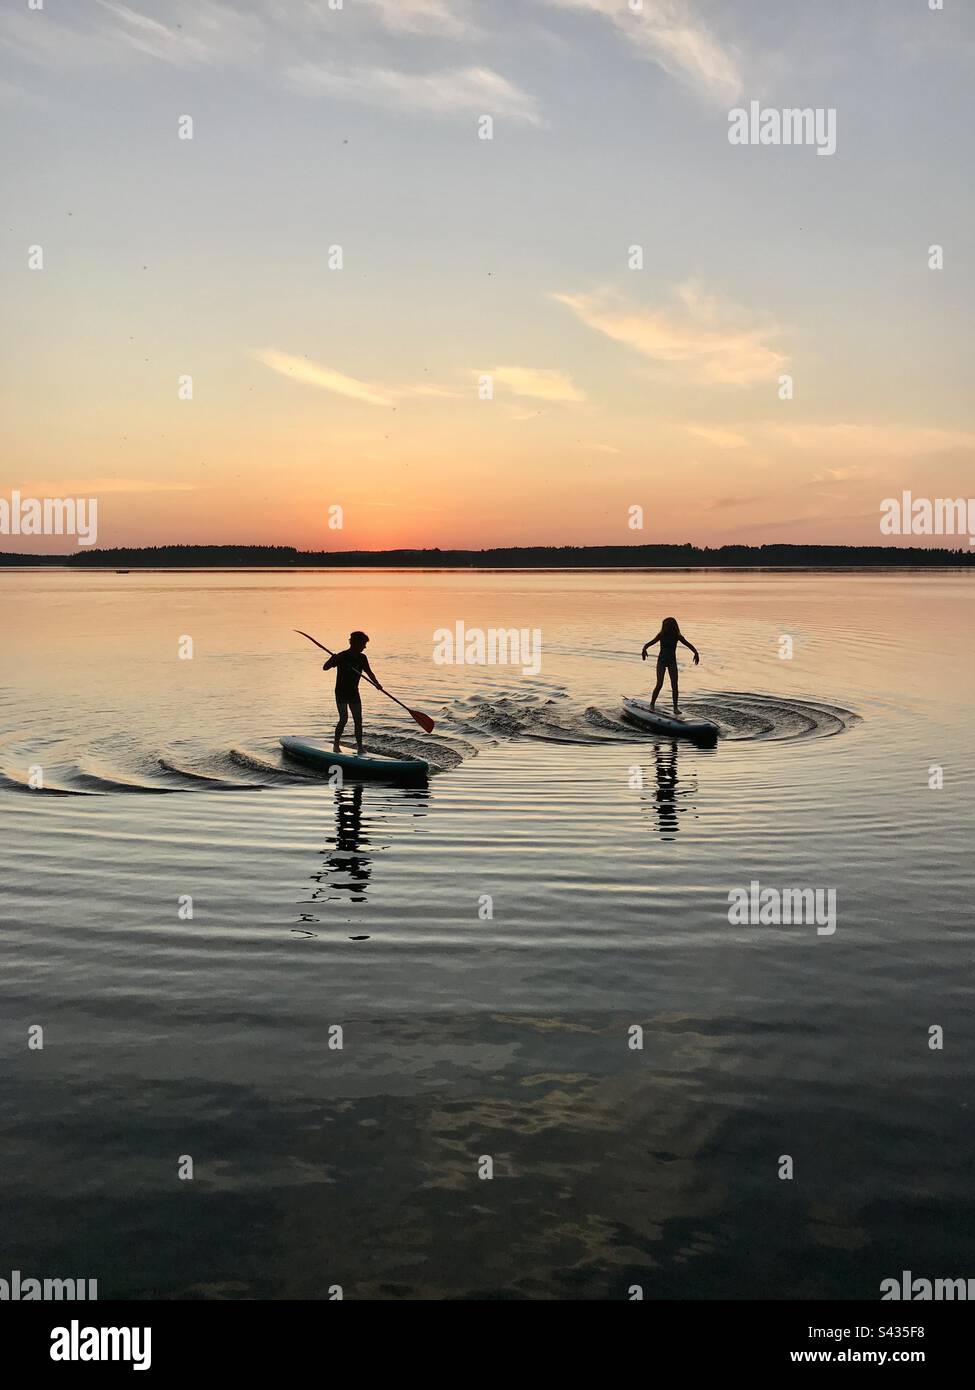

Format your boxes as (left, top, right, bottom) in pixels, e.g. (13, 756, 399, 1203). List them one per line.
(679, 634, 701, 665)
(641, 632, 662, 661)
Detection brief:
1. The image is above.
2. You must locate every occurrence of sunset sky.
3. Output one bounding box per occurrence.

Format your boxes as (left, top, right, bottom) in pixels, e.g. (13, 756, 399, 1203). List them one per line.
(2, 0, 973, 552)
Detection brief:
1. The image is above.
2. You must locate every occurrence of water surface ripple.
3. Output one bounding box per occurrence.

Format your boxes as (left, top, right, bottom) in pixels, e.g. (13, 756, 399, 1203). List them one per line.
(1, 569, 971, 1299)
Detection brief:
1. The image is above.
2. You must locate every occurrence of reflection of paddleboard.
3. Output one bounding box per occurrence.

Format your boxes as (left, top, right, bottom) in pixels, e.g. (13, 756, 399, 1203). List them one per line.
(621, 697, 719, 744)
(280, 736, 428, 781)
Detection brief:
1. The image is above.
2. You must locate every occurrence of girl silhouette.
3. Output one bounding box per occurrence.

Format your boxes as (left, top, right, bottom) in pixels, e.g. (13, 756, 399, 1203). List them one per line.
(641, 617, 700, 716)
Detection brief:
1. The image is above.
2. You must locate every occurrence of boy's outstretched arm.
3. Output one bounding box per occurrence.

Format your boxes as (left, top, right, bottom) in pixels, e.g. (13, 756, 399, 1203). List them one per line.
(641, 632, 662, 661)
(361, 655, 384, 690)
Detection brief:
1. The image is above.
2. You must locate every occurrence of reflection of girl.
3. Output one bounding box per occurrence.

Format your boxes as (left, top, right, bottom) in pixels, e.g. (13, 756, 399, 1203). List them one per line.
(641, 617, 700, 716)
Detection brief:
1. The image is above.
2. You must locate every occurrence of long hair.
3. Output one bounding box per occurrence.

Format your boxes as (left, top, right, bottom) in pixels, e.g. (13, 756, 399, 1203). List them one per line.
(661, 616, 680, 637)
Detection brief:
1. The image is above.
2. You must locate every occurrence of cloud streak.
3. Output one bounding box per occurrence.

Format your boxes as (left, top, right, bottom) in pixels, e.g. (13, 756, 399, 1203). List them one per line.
(542, 0, 742, 102)
(254, 349, 395, 407)
(95, 1, 208, 65)
(686, 426, 749, 448)
(367, 0, 476, 40)
(254, 350, 467, 406)
(768, 422, 975, 456)
(554, 282, 786, 386)
(96, 0, 262, 66)
(484, 366, 586, 402)
(286, 62, 541, 124)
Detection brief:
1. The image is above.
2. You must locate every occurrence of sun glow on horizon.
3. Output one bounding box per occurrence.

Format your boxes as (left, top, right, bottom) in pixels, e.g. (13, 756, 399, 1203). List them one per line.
(1, 0, 972, 552)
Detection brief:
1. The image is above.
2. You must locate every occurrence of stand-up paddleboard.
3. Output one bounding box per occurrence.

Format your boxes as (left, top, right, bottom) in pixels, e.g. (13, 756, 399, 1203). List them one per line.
(622, 697, 719, 745)
(280, 736, 428, 781)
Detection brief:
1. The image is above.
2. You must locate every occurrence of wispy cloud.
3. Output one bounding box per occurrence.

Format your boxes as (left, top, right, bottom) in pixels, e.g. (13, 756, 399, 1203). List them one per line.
(683, 420, 975, 466)
(768, 423, 975, 456)
(4, 0, 473, 75)
(686, 425, 749, 448)
(286, 63, 541, 124)
(554, 282, 786, 386)
(367, 0, 476, 40)
(483, 366, 586, 402)
(809, 465, 872, 484)
(0, 1, 264, 71)
(96, 1, 209, 65)
(95, 0, 262, 66)
(732, 513, 842, 534)
(541, 0, 742, 102)
(253, 349, 463, 406)
(704, 495, 762, 510)
(397, 383, 462, 399)
(254, 349, 394, 407)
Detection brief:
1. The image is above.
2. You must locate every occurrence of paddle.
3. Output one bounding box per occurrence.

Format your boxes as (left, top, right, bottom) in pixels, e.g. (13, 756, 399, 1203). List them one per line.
(293, 630, 436, 734)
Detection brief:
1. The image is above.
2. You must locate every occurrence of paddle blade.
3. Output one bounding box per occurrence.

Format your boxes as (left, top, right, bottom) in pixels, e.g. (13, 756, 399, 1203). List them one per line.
(408, 708, 436, 734)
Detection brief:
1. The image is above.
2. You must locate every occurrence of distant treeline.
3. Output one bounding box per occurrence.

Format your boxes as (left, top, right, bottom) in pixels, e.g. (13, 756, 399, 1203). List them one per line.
(2, 543, 974, 568)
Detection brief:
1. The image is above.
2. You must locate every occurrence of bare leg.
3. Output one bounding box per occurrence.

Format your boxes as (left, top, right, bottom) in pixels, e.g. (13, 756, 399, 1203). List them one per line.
(350, 695, 364, 755)
(334, 695, 349, 752)
(650, 659, 666, 710)
(669, 660, 680, 716)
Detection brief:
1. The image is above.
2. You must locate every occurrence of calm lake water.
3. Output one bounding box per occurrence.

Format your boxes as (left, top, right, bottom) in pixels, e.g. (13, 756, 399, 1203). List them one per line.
(1, 568, 972, 1299)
